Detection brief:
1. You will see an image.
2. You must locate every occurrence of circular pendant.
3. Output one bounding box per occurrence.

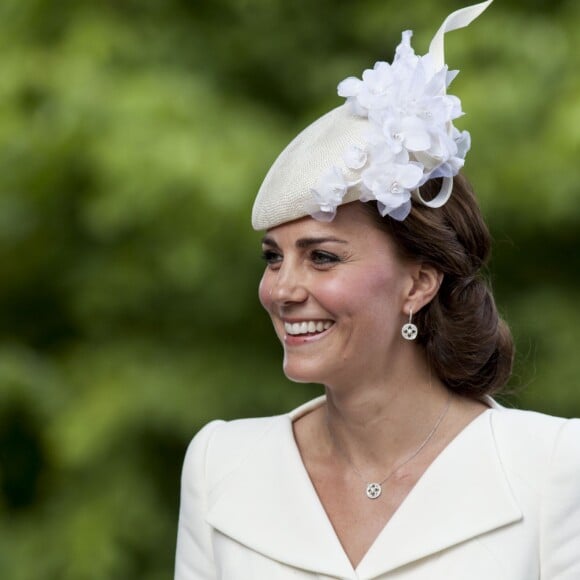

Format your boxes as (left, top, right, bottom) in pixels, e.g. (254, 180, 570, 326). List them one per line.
(366, 482, 382, 499)
(401, 323, 418, 340)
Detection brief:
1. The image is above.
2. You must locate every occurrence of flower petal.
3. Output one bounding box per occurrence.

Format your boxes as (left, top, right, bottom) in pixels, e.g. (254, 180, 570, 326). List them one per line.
(388, 200, 412, 221)
(343, 146, 368, 170)
(397, 163, 424, 188)
(338, 77, 362, 98)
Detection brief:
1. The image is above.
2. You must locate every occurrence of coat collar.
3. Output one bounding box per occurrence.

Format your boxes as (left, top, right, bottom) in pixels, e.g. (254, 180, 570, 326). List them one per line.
(206, 398, 522, 579)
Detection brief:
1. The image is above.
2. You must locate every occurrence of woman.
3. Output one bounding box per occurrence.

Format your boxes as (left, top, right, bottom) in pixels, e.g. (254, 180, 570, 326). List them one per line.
(175, 2, 580, 578)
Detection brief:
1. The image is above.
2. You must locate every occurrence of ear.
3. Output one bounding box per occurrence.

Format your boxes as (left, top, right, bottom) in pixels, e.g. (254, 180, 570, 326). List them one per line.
(403, 263, 443, 315)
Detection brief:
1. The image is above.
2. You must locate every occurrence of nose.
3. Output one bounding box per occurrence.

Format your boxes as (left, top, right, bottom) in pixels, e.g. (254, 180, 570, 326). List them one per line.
(268, 262, 308, 306)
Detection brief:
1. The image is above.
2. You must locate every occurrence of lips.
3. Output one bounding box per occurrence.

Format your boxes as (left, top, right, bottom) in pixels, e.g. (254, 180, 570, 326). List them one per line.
(284, 320, 334, 336)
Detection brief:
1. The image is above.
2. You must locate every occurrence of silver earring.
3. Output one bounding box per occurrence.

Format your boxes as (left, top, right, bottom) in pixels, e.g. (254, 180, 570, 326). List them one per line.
(402, 310, 418, 340)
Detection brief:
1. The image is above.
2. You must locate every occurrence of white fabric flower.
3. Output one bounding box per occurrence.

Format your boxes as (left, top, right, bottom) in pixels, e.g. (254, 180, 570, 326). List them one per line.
(310, 166, 349, 220)
(382, 116, 431, 154)
(311, 26, 471, 221)
(343, 145, 368, 170)
(360, 161, 423, 219)
(338, 62, 396, 113)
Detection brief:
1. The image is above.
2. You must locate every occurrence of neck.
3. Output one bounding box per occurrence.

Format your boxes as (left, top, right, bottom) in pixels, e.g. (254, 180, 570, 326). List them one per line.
(321, 351, 452, 474)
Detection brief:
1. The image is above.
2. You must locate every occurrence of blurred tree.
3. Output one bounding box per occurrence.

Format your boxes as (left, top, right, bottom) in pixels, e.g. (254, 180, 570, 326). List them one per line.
(0, 0, 578, 578)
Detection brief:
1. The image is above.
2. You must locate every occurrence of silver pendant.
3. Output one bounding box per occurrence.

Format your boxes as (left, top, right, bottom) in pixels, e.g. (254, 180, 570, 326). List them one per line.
(401, 322, 418, 340)
(366, 482, 382, 499)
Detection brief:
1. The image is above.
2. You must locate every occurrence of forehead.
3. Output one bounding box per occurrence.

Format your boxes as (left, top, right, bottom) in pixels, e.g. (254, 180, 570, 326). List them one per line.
(263, 202, 385, 244)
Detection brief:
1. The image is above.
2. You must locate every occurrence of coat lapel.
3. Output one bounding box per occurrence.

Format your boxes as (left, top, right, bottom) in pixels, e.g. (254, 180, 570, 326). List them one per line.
(356, 409, 522, 579)
(206, 404, 356, 579)
(206, 402, 522, 580)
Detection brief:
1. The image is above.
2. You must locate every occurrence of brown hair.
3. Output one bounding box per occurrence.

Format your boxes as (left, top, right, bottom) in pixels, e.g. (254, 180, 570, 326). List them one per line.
(362, 175, 514, 400)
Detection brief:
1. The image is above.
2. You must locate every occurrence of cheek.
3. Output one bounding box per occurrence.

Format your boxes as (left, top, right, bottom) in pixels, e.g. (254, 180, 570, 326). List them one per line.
(258, 271, 272, 311)
(368, 271, 403, 299)
(324, 267, 405, 324)
(339, 268, 401, 303)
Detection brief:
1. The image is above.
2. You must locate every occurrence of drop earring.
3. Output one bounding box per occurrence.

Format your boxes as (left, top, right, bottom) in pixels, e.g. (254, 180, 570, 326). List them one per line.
(402, 309, 418, 340)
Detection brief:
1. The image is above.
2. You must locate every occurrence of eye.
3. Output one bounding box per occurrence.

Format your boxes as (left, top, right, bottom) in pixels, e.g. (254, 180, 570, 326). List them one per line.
(310, 250, 342, 267)
(261, 249, 282, 267)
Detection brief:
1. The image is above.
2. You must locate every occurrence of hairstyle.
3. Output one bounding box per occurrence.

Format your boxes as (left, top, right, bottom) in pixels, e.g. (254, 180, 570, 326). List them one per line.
(361, 175, 514, 400)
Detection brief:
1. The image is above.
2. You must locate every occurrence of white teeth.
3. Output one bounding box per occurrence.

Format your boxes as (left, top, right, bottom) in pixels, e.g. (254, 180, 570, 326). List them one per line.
(284, 321, 333, 336)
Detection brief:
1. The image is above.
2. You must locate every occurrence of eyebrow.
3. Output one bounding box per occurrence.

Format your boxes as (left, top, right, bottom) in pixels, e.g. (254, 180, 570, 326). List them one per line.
(261, 236, 348, 249)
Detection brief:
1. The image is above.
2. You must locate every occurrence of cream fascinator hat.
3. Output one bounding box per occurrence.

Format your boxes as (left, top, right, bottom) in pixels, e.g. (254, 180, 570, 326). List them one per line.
(252, 0, 493, 230)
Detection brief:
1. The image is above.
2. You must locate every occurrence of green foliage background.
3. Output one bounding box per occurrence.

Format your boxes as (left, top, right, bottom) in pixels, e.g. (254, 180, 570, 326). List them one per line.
(0, 0, 578, 577)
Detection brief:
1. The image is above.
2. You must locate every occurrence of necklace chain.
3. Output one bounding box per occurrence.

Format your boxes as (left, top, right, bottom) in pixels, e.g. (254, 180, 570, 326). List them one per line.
(329, 393, 452, 499)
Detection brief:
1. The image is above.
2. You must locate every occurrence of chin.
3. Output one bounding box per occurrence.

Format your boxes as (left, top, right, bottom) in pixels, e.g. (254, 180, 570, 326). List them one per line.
(282, 357, 332, 385)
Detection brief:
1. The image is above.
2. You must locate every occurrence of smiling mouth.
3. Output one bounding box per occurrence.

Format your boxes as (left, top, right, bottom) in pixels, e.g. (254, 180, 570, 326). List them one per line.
(284, 320, 334, 336)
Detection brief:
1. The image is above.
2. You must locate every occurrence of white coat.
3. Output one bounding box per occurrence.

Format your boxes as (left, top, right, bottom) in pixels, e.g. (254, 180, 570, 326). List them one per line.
(175, 397, 580, 579)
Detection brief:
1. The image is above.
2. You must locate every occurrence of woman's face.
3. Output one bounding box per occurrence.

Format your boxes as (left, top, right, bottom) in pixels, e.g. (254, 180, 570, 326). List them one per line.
(259, 202, 418, 386)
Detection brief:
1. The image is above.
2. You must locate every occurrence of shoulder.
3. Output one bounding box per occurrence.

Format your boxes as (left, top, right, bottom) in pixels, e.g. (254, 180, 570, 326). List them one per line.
(490, 406, 579, 455)
(183, 396, 325, 485)
(489, 407, 579, 477)
(488, 407, 580, 535)
(490, 408, 580, 577)
(176, 415, 287, 579)
(182, 413, 288, 488)
(490, 406, 569, 449)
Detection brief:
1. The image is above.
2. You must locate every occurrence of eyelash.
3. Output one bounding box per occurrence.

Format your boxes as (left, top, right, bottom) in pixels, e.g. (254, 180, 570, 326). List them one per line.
(260, 249, 342, 268)
(311, 250, 341, 265)
(261, 250, 282, 265)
